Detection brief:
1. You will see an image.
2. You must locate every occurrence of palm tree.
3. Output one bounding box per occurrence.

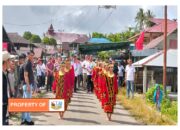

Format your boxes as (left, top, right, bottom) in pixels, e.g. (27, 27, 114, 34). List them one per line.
(135, 8, 146, 31)
(135, 8, 155, 31)
(145, 10, 155, 27)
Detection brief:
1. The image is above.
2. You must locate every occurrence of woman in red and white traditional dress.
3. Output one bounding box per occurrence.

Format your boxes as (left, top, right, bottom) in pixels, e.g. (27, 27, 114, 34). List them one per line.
(103, 64, 118, 121)
(54, 62, 66, 119)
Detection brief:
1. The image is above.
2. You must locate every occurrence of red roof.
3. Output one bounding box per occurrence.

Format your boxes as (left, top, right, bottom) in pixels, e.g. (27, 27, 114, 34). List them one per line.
(144, 18, 177, 49)
(53, 32, 89, 43)
(145, 18, 177, 33)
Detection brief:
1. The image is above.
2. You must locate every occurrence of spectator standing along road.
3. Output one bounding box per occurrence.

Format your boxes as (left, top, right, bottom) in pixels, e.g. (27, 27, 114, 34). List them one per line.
(125, 59, 136, 99)
(21, 51, 35, 125)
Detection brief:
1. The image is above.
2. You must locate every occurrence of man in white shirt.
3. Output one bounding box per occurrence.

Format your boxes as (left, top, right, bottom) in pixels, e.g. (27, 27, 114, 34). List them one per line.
(118, 62, 124, 87)
(36, 59, 46, 91)
(73, 56, 81, 92)
(81, 55, 89, 90)
(125, 59, 136, 98)
(86, 55, 95, 93)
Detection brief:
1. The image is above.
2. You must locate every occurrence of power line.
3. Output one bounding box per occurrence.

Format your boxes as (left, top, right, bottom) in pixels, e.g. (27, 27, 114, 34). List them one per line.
(96, 9, 114, 31)
(4, 20, 52, 27)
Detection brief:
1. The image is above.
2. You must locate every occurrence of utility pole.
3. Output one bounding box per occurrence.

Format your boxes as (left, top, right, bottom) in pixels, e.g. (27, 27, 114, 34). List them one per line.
(163, 5, 167, 95)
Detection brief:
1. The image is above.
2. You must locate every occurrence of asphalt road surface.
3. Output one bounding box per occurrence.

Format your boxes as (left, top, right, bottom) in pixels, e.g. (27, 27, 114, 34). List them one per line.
(31, 90, 142, 125)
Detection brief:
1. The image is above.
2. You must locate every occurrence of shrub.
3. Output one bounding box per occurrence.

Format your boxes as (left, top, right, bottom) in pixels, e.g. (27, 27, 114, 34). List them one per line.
(145, 84, 177, 122)
(145, 84, 163, 103)
(161, 100, 177, 122)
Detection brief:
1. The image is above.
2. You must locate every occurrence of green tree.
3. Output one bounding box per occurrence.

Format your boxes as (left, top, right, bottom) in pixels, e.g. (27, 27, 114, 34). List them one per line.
(135, 8, 155, 31)
(145, 9, 155, 27)
(42, 37, 50, 44)
(97, 51, 110, 60)
(92, 32, 106, 38)
(135, 8, 146, 31)
(23, 31, 32, 40)
(30, 34, 41, 43)
(49, 38, 57, 46)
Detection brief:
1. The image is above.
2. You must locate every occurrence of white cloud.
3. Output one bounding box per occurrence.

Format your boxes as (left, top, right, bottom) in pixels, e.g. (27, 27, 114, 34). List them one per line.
(3, 6, 177, 36)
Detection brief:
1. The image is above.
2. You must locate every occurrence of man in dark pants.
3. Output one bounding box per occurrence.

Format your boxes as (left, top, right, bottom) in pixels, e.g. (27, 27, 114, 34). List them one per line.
(86, 55, 95, 93)
(2, 51, 10, 125)
(46, 58, 54, 92)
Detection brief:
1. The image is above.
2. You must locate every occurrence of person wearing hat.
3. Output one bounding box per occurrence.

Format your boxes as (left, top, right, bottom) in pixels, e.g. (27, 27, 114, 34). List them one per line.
(2, 51, 10, 125)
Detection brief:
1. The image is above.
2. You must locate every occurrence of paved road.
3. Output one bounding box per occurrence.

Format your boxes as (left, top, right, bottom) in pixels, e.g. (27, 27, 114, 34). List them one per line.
(31, 90, 142, 125)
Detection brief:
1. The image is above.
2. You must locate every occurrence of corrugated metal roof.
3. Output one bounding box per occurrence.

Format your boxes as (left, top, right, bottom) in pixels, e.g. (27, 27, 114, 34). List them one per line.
(145, 19, 177, 33)
(133, 51, 162, 67)
(47, 32, 89, 44)
(88, 38, 112, 43)
(145, 49, 177, 67)
(131, 48, 158, 57)
(133, 49, 177, 68)
(7, 33, 30, 44)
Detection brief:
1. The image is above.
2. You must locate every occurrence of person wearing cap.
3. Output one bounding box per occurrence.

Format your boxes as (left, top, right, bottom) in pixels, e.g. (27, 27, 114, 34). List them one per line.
(2, 51, 10, 125)
(2, 51, 11, 125)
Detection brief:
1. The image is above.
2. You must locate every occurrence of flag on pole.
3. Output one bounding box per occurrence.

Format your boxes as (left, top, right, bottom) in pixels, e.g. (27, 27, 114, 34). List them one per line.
(135, 31, 144, 50)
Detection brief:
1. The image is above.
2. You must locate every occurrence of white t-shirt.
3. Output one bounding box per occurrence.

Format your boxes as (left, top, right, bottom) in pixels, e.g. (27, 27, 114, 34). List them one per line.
(86, 61, 95, 75)
(125, 65, 136, 81)
(82, 60, 89, 74)
(118, 65, 124, 77)
(73, 62, 81, 77)
(36, 64, 46, 76)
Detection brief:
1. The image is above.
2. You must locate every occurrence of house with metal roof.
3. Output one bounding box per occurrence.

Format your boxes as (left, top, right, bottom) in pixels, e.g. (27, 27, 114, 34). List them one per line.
(45, 24, 89, 55)
(133, 49, 177, 94)
(7, 32, 31, 50)
(129, 18, 177, 58)
(3, 27, 16, 54)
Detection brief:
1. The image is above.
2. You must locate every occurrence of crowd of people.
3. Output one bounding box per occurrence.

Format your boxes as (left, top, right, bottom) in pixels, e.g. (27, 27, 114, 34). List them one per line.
(3, 50, 136, 125)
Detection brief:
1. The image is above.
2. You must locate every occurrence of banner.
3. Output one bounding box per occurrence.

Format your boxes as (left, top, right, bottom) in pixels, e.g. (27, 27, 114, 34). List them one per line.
(8, 98, 65, 112)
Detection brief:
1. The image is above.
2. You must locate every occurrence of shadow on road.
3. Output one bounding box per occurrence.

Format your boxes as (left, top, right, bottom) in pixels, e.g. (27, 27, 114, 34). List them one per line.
(63, 117, 101, 125)
(32, 112, 52, 117)
(71, 99, 96, 104)
(68, 109, 100, 114)
(32, 117, 47, 122)
(111, 120, 142, 125)
(73, 96, 95, 100)
(69, 104, 97, 109)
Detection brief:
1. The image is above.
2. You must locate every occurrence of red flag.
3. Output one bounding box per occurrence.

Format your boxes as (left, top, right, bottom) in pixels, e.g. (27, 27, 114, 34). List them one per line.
(3, 42, 8, 51)
(135, 31, 144, 50)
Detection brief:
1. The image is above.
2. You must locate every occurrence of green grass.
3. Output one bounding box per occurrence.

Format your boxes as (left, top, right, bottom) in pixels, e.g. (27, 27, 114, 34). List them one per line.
(117, 87, 177, 125)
